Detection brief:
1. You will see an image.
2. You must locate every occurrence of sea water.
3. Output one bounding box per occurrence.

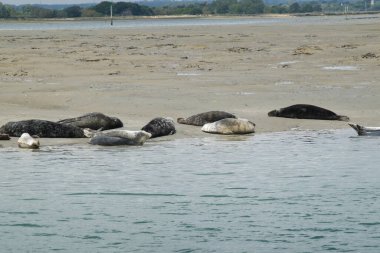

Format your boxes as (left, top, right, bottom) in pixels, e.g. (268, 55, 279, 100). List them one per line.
(0, 14, 379, 31)
(0, 129, 379, 252)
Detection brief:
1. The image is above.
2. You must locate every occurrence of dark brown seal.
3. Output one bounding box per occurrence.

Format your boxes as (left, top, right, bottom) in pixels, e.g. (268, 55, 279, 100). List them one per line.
(0, 120, 86, 138)
(268, 104, 349, 121)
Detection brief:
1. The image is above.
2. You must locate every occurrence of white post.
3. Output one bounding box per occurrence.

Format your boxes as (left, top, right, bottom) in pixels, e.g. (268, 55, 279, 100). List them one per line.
(110, 2, 113, 26)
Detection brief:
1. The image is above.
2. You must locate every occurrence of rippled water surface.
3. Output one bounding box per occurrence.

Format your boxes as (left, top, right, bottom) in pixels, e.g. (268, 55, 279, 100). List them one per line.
(1, 130, 379, 252)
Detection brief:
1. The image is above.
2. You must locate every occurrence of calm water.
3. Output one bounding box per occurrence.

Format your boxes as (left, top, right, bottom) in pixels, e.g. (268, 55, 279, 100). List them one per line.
(0, 129, 379, 252)
(0, 17, 281, 30)
(0, 15, 379, 30)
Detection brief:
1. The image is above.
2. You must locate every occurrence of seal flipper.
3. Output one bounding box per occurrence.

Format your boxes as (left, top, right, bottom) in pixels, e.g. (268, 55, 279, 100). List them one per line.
(348, 123, 365, 135)
(83, 128, 98, 138)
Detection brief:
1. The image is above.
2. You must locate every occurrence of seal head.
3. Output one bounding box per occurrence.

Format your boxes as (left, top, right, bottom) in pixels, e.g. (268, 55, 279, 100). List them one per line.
(141, 117, 176, 138)
(267, 109, 279, 117)
(18, 133, 40, 149)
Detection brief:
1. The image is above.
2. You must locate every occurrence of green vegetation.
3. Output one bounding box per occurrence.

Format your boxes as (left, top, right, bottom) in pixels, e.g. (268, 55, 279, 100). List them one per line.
(0, 0, 379, 19)
(0, 2, 11, 18)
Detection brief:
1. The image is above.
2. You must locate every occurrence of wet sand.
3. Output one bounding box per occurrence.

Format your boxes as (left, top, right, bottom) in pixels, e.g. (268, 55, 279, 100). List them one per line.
(1, 15, 380, 146)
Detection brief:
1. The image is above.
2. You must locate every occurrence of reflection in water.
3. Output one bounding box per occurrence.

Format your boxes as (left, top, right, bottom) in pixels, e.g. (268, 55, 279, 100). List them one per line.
(0, 129, 379, 252)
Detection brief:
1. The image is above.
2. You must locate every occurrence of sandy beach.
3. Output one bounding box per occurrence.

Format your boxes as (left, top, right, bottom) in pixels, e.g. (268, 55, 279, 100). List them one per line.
(1, 15, 379, 146)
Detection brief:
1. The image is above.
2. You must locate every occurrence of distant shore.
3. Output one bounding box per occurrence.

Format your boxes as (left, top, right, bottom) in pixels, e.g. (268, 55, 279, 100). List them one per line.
(0, 14, 379, 147)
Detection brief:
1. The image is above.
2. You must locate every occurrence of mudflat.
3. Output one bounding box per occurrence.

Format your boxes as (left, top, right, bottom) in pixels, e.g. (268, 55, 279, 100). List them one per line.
(1, 15, 379, 145)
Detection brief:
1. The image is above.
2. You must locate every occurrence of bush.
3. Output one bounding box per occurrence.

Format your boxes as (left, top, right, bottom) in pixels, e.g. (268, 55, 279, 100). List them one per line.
(64, 5, 82, 18)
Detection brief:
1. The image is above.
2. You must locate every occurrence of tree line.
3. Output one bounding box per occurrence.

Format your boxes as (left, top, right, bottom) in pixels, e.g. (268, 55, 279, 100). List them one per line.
(0, 0, 379, 19)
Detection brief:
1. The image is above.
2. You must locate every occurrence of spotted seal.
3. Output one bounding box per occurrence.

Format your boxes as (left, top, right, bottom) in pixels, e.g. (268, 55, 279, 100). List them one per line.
(201, 118, 255, 135)
(177, 111, 236, 126)
(89, 129, 151, 146)
(18, 133, 40, 149)
(141, 117, 176, 138)
(57, 112, 123, 130)
(268, 104, 349, 121)
(0, 120, 86, 138)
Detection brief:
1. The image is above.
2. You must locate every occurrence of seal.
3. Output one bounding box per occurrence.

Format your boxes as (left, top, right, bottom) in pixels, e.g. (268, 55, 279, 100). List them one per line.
(57, 112, 123, 130)
(18, 133, 40, 149)
(0, 120, 86, 138)
(268, 104, 349, 121)
(201, 118, 255, 135)
(177, 111, 236, 126)
(141, 117, 176, 138)
(349, 123, 380, 136)
(89, 130, 151, 146)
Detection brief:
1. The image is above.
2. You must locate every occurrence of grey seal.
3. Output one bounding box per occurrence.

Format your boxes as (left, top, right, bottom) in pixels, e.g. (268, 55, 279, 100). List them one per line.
(201, 118, 255, 135)
(18, 133, 40, 149)
(141, 117, 176, 138)
(57, 112, 123, 130)
(268, 104, 349, 121)
(177, 111, 236, 126)
(89, 130, 151, 146)
(0, 120, 86, 138)
(349, 123, 380, 136)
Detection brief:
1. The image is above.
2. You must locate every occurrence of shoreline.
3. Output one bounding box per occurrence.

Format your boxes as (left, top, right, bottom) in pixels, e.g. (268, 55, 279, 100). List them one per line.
(0, 123, 354, 149)
(0, 15, 379, 148)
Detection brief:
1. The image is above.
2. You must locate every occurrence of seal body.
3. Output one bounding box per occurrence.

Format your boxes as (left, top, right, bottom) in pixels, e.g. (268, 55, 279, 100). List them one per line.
(57, 112, 123, 130)
(268, 104, 349, 121)
(89, 130, 151, 146)
(0, 120, 86, 138)
(177, 111, 236, 126)
(141, 117, 176, 138)
(17, 133, 40, 149)
(201, 118, 255, 135)
(349, 123, 380, 136)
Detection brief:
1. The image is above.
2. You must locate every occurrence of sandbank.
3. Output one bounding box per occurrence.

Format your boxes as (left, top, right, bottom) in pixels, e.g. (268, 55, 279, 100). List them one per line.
(1, 15, 379, 147)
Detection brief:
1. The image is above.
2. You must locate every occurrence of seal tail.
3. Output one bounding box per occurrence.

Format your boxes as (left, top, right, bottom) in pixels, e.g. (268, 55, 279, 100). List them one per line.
(348, 123, 365, 135)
